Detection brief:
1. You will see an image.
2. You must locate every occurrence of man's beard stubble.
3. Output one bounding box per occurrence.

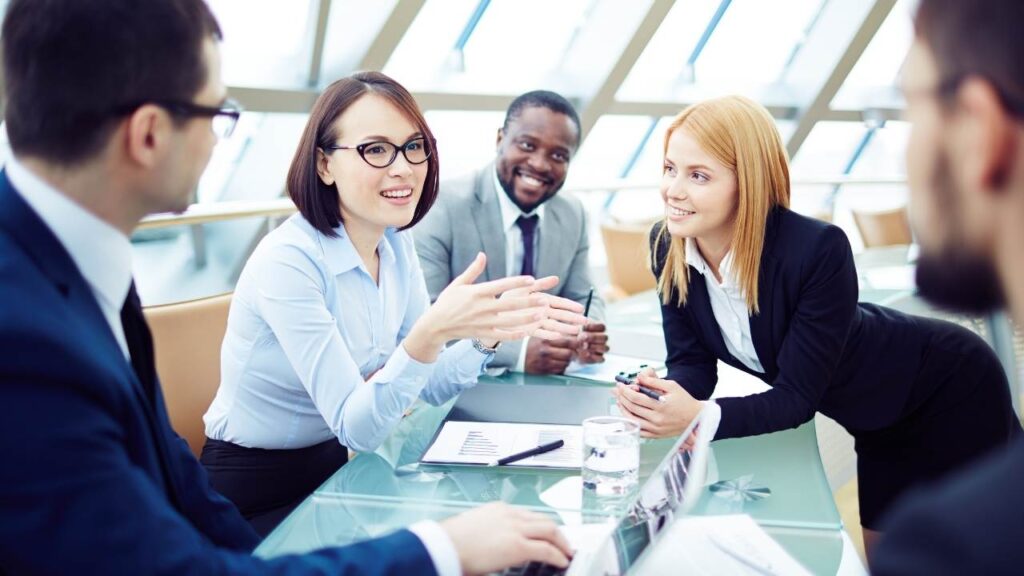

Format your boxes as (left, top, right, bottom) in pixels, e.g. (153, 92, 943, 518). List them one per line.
(914, 151, 1007, 315)
(497, 171, 560, 214)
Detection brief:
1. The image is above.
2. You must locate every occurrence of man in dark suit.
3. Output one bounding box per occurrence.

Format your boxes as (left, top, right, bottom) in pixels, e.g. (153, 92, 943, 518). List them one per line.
(0, 1, 571, 574)
(872, 0, 1024, 573)
(415, 91, 610, 374)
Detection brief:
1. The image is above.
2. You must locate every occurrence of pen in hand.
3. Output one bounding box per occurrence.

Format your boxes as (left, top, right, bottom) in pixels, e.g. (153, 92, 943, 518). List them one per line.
(489, 439, 565, 467)
(615, 372, 665, 402)
(583, 286, 594, 318)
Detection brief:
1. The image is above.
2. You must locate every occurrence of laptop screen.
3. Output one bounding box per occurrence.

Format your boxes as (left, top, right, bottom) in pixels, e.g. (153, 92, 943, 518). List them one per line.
(582, 402, 721, 576)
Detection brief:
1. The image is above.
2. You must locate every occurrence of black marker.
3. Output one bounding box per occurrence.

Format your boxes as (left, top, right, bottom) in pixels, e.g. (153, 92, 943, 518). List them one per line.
(489, 439, 565, 467)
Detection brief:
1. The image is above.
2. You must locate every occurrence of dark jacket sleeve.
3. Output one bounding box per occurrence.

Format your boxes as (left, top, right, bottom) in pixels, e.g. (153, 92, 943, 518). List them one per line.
(715, 225, 858, 438)
(168, 430, 261, 551)
(650, 224, 719, 399)
(871, 439, 1024, 575)
(0, 367, 436, 575)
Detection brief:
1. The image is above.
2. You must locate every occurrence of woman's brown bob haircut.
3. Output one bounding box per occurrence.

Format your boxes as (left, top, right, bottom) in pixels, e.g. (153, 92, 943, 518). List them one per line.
(286, 71, 440, 237)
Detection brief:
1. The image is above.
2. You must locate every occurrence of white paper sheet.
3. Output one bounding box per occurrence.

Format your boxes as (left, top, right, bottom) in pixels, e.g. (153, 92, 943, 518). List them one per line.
(563, 353, 664, 383)
(421, 421, 582, 468)
(638, 514, 812, 575)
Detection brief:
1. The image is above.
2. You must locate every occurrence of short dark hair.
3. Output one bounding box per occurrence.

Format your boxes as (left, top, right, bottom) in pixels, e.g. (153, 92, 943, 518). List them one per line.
(2, 0, 222, 164)
(286, 72, 440, 237)
(501, 90, 582, 147)
(915, 0, 1024, 117)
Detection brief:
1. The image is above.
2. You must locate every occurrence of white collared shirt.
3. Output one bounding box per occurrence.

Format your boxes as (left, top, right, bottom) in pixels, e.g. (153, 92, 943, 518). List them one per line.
(685, 238, 764, 374)
(6, 157, 133, 358)
(492, 169, 546, 371)
(204, 214, 491, 452)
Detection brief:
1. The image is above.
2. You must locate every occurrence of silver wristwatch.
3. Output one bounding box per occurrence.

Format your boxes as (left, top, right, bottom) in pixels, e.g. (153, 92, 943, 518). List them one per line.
(471, 339, 500, 355)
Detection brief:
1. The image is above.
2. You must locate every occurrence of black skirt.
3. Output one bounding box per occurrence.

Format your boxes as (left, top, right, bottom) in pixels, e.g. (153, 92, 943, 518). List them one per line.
(200, 437, 348, 536)
(853, 318, 1020, 529)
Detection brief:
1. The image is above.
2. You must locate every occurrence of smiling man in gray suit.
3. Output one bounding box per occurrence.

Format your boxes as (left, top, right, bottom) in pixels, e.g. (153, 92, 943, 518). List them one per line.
(415, 91, 608, 374)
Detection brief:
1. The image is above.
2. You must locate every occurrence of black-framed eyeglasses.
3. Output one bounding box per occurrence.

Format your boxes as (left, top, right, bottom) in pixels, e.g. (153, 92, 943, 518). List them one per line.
(113, 98, 243, 139)
(322, 137, 432, 168)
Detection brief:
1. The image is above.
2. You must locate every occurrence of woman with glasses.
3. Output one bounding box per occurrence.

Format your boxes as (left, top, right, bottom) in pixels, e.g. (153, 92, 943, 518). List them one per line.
(200, 72, 586, 535)
(613, 96, 1020, 558)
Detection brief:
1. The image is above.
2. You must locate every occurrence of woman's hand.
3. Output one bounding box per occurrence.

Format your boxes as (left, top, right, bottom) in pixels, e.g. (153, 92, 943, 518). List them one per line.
(494, 277, 588, 344)
(405, 253, 586, 362)
(612, 368, 704, 438)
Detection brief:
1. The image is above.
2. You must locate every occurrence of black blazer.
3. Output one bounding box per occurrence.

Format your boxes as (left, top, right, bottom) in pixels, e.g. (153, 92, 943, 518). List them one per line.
(653, 207, 943, 439)
(871, 437, 1024, 575)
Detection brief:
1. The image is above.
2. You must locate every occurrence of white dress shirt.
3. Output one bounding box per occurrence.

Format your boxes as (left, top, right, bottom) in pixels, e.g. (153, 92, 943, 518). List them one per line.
(205, 214, 493, 452)
(493, 169, 546, 372)
(5, 157, 132, 358)
(685, 238, 765, 374)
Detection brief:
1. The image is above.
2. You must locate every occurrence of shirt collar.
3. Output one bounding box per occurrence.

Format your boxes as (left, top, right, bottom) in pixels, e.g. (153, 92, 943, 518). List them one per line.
(6, 156, 132, 311)
(492, 167, 545, 234)
(685, 237, 736, 287)
(315, 219, 398, 277)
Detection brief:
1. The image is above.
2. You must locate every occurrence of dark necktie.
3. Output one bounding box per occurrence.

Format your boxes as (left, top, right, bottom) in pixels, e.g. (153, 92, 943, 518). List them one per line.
(120, 282, 158, 400)
(119, 282, 184, 510)
(516, 214, 539, 277)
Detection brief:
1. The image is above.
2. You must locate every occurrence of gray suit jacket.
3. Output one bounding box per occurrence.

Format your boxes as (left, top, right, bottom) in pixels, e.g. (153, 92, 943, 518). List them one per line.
(414, 163, 605, 367)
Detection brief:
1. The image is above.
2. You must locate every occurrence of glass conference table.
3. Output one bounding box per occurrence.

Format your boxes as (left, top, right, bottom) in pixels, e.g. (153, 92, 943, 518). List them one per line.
(255, 246, 940, 573)
(256, 372, 843, 573)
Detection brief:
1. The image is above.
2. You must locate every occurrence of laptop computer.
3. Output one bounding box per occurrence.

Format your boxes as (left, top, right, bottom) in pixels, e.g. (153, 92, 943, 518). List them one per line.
(503, 401, 721, 576)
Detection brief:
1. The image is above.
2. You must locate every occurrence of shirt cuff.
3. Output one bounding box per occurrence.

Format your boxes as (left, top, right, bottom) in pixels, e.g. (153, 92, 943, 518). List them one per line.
(383, 342, 436, 389)
(408, 520, 461, 576)
(515, 337, 529, 372)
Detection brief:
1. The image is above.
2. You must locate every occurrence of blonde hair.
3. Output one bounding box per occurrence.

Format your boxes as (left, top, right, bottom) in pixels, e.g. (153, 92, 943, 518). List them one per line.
(655, 96, 791, 313)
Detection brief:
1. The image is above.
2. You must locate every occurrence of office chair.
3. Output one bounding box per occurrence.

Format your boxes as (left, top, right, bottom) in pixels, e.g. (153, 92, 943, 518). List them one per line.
(600, 217, 658, 301)
(851, 206, 913, 248)
(144, 292, 232, 458)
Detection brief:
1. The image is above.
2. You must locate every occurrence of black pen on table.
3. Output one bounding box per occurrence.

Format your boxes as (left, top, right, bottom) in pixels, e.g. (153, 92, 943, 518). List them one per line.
(488, 439, 565, 467)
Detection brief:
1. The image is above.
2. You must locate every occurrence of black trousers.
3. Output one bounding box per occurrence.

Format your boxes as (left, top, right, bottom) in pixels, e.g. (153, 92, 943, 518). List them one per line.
(200, 437, 348, 537)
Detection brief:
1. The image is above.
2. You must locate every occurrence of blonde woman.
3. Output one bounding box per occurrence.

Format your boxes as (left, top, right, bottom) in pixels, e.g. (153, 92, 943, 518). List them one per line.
(613, 96, 1020, 555)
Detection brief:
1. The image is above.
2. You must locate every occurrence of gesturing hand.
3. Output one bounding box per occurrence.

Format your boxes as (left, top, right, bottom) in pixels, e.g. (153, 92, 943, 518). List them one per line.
(406, 254, 586, 362)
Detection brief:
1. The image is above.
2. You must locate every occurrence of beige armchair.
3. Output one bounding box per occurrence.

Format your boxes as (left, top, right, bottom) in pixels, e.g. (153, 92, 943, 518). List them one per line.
(600, 217, 658, 301)
(852, 206, 913, 248)
(144, 293, 232, 458)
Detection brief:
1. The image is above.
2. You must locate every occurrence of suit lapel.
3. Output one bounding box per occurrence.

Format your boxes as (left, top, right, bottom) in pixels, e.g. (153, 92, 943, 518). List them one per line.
(0, 171, 184, 507)
(472, 165, 507, 281)
(535, 200, 563, 280)
(686, 272, 732, 360)
(0, 172, 128, 373)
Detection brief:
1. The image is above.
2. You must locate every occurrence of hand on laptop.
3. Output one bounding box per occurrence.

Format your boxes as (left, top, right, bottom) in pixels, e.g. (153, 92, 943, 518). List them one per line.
(441, 502, 573, 575)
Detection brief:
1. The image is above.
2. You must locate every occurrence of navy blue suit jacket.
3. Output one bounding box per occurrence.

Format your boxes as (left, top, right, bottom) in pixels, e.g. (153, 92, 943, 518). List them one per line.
(0, 172, 434, 574)
(653, 207, 952, 439)
(871, 437, 1024, 575)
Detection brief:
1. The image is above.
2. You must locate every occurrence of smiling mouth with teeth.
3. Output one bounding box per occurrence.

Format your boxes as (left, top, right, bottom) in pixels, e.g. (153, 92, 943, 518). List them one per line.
(517, 170, 550, 188)
(670, 207, 695, 216)
(380, 189, 412, 199)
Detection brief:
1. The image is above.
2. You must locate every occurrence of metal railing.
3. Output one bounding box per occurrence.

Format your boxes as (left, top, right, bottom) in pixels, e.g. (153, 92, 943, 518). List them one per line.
(137, 176, 908, 231)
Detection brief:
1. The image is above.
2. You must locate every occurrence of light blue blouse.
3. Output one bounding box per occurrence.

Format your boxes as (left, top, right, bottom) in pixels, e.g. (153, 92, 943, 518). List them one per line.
(204, 214, 491, 452)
